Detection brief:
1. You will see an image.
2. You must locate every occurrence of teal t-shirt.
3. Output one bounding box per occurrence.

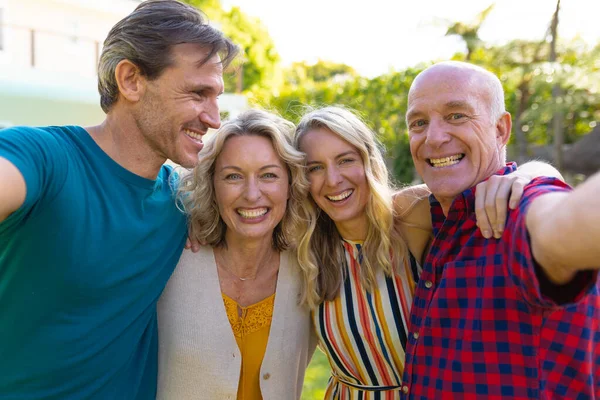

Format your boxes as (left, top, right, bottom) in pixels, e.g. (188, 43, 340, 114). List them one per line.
(0, 126, 187, 399)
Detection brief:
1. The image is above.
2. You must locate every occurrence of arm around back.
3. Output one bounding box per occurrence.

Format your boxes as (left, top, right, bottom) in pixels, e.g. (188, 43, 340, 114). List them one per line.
(0, 158, 26, 223)
(526, 171, 600, 284)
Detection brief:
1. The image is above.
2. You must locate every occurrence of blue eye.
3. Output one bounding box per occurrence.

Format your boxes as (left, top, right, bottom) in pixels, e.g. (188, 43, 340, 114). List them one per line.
(449, 113, 466, 120)
(307, 165, 323, 173)
(409, 120, 427, 129)
(224, 173, 242, 180)
(262, 172, 278, 179)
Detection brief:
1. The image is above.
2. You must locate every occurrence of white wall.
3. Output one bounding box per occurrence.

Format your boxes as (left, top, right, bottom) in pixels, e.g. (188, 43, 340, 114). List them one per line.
(0, 0, 140, 77)
(0, 0, 247, 127)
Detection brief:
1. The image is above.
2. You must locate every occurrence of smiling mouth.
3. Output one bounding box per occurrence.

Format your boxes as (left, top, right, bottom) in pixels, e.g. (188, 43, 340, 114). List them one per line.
(326, 189, 353, 202)
(183, 128, 205, 141)
(428, 154, 464, 168)
(236, 208, 269, 219)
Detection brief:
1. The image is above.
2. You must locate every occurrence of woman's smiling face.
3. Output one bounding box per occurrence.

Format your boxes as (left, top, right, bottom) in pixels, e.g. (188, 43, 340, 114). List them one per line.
(213, 135, 290, 242)
(299, 127, 369, 240)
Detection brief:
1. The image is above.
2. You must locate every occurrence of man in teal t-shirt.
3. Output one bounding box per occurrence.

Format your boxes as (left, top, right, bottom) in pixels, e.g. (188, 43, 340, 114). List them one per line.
(0, 1, 238, 399)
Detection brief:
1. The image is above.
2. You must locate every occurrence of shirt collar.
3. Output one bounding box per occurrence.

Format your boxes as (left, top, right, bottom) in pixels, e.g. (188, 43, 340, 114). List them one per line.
(428, 162, 517, 232)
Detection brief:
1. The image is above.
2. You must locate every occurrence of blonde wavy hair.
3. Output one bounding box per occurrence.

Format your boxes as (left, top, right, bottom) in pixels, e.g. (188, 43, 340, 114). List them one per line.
(178, 109, 309, 251)
(294, 106, 411, 308)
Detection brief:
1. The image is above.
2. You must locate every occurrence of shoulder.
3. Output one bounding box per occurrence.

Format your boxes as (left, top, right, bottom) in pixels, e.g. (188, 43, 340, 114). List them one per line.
(161, 164, 192, 191)
(1, 125, 79, 144)
(0, 125, 82, 166)
(517, 177, 571, 214)
(176, 246, 215, 269)
(279, 250, 302, 282)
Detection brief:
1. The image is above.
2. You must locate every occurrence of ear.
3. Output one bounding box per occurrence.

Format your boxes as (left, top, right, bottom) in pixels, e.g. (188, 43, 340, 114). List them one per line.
(496, 112, 512, 147)
(114, 59, 147, 104)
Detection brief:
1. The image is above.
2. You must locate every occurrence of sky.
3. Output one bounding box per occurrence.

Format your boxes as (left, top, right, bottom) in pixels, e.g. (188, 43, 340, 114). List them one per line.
(221, 0, 600, 77)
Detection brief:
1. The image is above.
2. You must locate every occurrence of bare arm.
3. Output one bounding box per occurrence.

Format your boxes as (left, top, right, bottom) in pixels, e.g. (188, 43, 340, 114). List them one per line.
(393, 184, 432, 265)
(527, 171, 600, 284)
(518, 160, 563, 180)
(0, 157, 26, 223)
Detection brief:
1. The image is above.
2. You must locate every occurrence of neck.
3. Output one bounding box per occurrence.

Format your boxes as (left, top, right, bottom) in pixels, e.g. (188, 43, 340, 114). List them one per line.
(216, 233, 277, 278)
(438, 197, 453, 217)
(86, 111, 166, 180)
(335, 213, 369, 241)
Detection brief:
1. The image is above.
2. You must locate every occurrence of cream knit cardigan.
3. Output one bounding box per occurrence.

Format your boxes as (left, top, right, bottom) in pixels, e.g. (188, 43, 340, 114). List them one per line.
(157, 247, 317, 400)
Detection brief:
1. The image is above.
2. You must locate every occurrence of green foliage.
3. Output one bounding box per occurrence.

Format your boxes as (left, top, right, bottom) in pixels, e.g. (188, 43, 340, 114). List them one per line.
(180, 0, 282, 96)
(445, 4, 495, 60)
(285, 60, 358, 86)
(469, 39, 600, 149)
(301, 350, 330, 399)
(221, 7, 281, 95)
(266, 63, 423, 183)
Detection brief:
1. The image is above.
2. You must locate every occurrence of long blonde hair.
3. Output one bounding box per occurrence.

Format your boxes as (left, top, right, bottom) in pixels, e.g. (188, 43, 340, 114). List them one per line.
(294, 106, 411, 308)
(178, 109, 309, 251)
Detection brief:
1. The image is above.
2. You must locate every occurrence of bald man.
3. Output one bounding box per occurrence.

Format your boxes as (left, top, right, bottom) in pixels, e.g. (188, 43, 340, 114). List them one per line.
(401, 61, 600, 399)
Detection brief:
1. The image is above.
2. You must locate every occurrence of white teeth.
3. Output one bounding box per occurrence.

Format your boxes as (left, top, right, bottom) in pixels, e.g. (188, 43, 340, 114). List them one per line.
(429, 154, 463, 168)
(237, 208, 268, 218)
(183, 129, 203, 140)
(326, 190, 353, 202)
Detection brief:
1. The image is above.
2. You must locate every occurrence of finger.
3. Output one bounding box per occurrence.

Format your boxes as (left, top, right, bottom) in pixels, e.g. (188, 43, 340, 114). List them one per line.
(185, 238, 192, 250)
(475, 181, 493, 239)
(192, 241, 201, 253)
(493, 178, 513, 237)
(508, 179, 526, 209)
(484, 177, 502, 237)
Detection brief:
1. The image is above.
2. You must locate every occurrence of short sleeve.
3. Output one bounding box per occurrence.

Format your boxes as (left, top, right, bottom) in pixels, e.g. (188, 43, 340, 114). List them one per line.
(502, 177, 594, 308)
(0, 126, 69, 223)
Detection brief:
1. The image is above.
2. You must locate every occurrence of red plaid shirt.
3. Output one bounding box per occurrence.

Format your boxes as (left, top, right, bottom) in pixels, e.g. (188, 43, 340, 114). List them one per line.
(401, 164, 600, 399)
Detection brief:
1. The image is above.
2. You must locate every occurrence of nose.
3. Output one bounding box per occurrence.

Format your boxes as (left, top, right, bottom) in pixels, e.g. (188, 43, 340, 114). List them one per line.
(425, 117, 451, 148)
(325, 165, 343, 187)
(244, 177, 262, 202)
(199, 98, 221, 130)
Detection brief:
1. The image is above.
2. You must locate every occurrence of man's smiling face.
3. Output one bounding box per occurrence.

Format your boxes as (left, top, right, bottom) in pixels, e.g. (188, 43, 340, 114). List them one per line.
(406, 63, 511, 211)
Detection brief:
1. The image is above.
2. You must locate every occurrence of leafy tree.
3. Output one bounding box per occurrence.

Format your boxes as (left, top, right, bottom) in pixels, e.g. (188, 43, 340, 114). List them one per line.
(285, 60, 358, 86)
(445, 4, 495, 60)
(181, 0, 281, 96)
(269, 64, 422, 183)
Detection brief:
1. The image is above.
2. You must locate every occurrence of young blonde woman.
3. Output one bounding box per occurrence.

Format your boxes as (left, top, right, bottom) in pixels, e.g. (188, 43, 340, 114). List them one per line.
(293, 106, 561, 399)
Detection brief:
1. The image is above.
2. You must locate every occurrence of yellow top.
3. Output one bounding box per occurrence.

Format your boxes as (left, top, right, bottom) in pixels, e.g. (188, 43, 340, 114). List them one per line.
(222, 292, 275, 400)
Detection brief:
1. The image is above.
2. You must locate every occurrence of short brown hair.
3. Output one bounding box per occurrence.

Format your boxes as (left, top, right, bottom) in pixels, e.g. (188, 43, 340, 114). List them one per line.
(98, 0, 238, 113)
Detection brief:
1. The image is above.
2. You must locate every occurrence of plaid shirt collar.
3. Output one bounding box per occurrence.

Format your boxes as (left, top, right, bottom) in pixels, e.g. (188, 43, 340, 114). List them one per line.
(428, 162, 517, 236)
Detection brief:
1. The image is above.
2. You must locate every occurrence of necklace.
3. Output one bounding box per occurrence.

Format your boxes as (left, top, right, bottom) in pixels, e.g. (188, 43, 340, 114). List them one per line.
(216, 250, 275, 282)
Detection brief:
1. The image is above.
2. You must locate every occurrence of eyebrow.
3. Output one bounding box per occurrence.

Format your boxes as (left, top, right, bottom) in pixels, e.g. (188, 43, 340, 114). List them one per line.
(306, 150, 358, 165)
(219, 164, 283, 172)
(191, 84, 224, 95)
(405, 109, 424, 122)
(445, 100, 475, 112)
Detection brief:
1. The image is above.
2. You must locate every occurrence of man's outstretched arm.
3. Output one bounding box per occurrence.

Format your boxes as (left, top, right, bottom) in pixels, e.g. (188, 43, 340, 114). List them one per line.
(0, 157, 26, 223)
(527, 171, 600, 284)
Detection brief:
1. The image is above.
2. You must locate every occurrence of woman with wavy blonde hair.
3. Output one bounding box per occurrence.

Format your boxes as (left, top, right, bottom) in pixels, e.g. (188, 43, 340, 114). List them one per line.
(293, 106, 558, 399)
(157, 109, 316, 400)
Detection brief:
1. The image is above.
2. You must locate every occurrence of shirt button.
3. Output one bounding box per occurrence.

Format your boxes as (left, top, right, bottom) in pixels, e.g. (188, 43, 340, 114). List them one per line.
(402, 385, 409, 394)
(412, 332, 419, 340)
(424, 280, 433, 289)
(263, 373, 271, 380)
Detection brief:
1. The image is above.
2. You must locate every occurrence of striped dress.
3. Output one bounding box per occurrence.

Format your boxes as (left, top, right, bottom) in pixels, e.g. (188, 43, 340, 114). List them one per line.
(312, 239, 419, 399)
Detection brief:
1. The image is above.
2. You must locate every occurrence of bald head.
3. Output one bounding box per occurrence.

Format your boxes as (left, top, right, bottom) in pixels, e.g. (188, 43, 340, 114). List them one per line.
(409, 61, 506, 124)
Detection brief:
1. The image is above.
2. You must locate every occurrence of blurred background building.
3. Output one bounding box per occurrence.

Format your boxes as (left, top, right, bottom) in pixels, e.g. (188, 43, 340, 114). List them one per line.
(0, 0, 246, 128)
